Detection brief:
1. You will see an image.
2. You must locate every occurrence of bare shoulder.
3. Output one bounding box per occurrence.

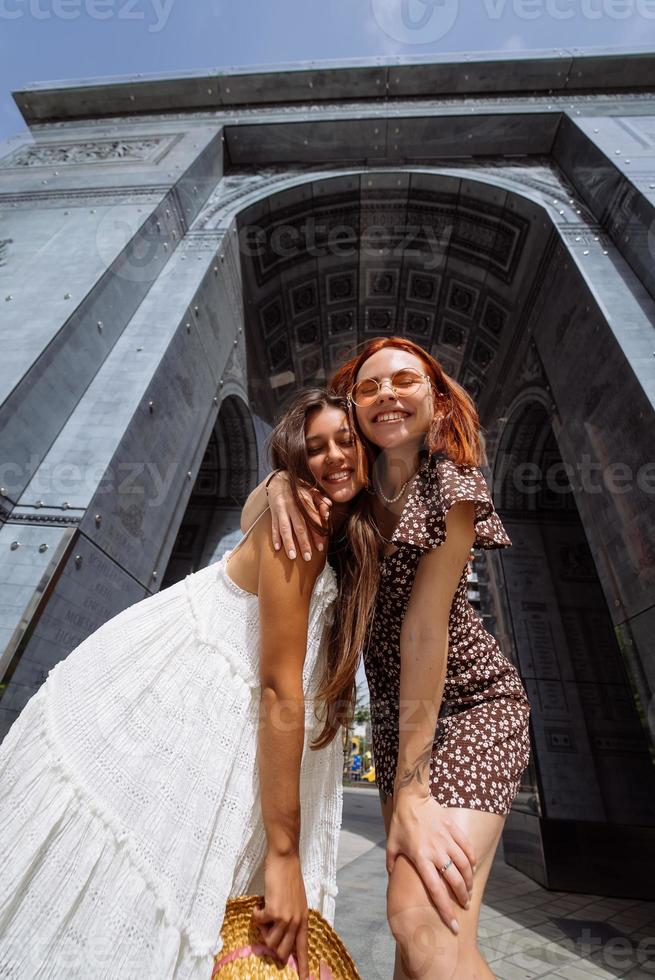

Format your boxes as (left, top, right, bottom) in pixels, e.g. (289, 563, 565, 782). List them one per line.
(254, 511, 326, 601)
(443, 497, 477, 537)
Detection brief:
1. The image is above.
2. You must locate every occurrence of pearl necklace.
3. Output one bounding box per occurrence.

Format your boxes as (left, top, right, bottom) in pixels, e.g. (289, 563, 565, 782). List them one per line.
(373, 472, 415, 504)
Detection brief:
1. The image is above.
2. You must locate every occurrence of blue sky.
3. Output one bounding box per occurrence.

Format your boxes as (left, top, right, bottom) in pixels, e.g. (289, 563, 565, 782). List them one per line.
(1, 0, 654, 142)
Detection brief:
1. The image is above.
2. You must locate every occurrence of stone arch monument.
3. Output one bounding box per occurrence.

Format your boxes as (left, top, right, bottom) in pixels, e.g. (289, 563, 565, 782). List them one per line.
(1, 51, 654, 896)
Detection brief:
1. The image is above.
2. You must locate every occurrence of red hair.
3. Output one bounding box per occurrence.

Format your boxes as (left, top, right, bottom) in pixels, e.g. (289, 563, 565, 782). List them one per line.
(330, 337, 486, 468)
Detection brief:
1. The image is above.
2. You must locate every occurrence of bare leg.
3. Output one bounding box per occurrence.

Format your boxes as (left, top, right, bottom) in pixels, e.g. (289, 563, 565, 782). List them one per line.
(378, 793, 503, 980)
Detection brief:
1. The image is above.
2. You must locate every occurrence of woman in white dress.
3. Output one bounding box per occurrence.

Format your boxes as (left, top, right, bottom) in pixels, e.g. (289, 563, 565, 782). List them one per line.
(0, 388, 376, 980)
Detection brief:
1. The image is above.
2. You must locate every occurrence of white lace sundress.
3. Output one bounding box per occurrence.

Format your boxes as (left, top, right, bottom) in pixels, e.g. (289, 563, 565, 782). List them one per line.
(0, 546, 342, 979)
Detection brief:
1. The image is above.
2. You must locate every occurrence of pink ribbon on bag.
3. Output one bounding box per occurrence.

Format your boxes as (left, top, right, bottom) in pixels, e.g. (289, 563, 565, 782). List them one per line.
(212, 943, 334, 979)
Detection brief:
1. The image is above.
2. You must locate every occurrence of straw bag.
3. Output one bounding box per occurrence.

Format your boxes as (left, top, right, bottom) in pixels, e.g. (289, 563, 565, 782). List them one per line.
(212, 895, 361, 979)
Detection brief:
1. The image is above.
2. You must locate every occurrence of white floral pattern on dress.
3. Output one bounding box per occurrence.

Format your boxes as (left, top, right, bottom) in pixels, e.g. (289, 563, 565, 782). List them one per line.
(365, 452, 531, 815)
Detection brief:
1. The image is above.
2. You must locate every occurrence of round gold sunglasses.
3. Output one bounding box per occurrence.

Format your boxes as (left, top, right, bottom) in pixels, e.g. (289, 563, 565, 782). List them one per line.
(347, 368, 433, 408)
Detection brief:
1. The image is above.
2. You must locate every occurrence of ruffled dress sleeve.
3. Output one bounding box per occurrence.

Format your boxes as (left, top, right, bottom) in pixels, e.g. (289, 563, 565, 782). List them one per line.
(391, 452, 512, 552)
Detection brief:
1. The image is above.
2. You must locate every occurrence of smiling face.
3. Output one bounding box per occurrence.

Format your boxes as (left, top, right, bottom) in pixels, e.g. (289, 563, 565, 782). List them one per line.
(304, 405, 364, 502)
(353, 347, 436, 451)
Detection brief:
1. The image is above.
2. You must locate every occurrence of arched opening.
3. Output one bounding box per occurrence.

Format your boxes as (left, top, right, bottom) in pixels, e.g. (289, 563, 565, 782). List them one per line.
(495, 398, 655, 892)
(236, 171, 535, 422)
(160, 394, 258, 588)
(232, 168, 654, 894)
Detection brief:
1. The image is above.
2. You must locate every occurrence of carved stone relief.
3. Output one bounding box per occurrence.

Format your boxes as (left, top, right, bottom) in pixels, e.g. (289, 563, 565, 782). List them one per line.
(0, 135, 179, 169)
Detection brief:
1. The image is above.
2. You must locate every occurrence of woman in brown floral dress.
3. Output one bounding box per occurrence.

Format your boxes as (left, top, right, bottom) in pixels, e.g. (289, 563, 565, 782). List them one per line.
(244, 337, 531, 979)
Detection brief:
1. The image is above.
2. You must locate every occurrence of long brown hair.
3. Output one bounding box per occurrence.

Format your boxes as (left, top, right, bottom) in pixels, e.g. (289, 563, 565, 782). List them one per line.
(268, 389, 381, 750)
(330, 336, 486, 467)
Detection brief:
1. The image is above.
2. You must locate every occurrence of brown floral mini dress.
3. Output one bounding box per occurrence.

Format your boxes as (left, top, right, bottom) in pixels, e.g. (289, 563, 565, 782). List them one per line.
(365, 451, 531, 815)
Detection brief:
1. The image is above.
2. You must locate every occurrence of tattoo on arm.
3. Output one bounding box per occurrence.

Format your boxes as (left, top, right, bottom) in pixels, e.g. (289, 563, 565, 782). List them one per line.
(396, 737, 434, 791)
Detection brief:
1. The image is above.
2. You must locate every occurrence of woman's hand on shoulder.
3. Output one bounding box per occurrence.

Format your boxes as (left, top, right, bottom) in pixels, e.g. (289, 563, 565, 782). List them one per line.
(266, 471, 331, 562)
(252, 851, 310, 979)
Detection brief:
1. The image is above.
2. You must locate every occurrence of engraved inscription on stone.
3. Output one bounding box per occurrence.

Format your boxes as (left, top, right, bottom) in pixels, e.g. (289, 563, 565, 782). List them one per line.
(537, 679, 569, 714)
(523, 601, 561, 679)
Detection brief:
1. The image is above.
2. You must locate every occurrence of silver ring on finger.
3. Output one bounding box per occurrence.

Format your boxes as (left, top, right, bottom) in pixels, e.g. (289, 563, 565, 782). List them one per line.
(439, 857, 453, 875)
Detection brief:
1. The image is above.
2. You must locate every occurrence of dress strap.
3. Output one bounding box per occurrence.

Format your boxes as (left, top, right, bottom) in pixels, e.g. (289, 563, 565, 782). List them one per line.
(228, 505, 271, 562)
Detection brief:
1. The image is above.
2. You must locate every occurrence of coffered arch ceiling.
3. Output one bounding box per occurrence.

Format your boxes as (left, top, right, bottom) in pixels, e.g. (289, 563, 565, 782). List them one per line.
(236, 170, 555, 424)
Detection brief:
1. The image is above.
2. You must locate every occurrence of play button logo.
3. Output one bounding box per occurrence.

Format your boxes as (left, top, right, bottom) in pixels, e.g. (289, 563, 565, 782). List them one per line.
(371, 0, 460, 44)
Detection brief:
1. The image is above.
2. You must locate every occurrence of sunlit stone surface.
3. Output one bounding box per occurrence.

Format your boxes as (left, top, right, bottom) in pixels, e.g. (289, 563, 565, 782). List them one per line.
(1, 52, 654, 897)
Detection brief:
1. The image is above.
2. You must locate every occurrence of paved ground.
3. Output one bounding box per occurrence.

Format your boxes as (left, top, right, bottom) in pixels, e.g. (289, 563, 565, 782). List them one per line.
(334, 786, 655, 980)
